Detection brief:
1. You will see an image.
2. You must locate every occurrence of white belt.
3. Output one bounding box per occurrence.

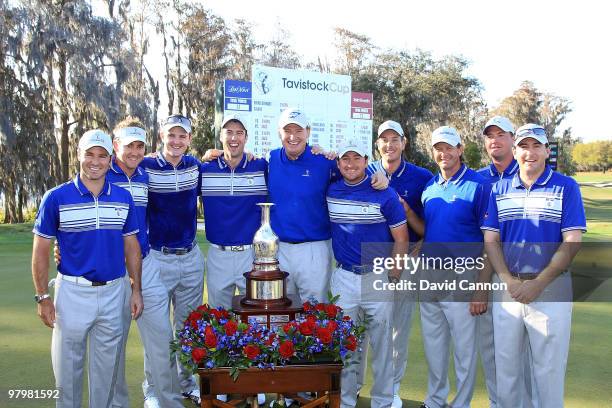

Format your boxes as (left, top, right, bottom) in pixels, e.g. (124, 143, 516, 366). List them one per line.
(210, 243, 253, 252)
(57, 273, 123, 287)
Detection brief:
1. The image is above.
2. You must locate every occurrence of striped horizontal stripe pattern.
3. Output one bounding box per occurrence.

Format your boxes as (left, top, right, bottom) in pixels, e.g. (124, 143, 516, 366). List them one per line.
(59, 202, 130, 232)
(146, 165, 199, 193)
(112, 182, 148, 207)
(201, 171, 267, 196)
(327, 197, 386, 224)
(497, 192, 562, 223)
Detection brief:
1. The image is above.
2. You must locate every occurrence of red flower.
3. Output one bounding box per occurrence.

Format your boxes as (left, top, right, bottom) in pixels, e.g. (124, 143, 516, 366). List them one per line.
(224, 320, 238, 336)
(282, 321, 296, 334)
(299, 320, 316, 336)
(220, 309, 230, 319)
(210, 309, 222, 320)
(264, 333, 276, 346)
(192, 347, 207, 363)
(343, 315, 351, 321)
(244, 344, 260, 360)
(315, 303, 325, 312)
(306, 314, 318, 324)
(327, 320, 338, 333)
(303, 301, 313, 312)
(196, 304, 210, 314)
(316, 326, 333, 344)
(279, 340, 295, 359)
(204, 326, 218, 348)
(188, 311, 202, 327)
(346, 335, 357, 351)
(324, 304, 339, 318)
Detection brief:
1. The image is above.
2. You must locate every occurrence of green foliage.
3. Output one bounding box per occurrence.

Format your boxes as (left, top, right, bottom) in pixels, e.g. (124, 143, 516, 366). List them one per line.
(573, 141, 612, 172)
(463, 141, 483, 170)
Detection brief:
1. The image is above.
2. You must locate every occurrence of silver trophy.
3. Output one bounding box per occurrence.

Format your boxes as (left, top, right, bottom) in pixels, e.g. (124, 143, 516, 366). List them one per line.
(241, 203, 291, 307)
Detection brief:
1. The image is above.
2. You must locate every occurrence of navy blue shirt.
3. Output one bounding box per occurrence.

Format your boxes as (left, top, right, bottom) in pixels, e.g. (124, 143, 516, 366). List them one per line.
(106, 158, 150, 258)
(481, 167, 586, 275)
(368, 160, 433, 242)
(33, 176, 139, 282)
(327, 175, 406, 270)
(476, 159, 519, 185)
(141, 152, 200, 249)
(200, 155, 268, 246)
(268, 145, 339, 242)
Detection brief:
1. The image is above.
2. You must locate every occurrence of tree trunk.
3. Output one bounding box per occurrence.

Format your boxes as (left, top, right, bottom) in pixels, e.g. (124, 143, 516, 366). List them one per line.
(58, 50, 70, 182)
(17, 183, 26, 223)
(3, 179, 17, 224)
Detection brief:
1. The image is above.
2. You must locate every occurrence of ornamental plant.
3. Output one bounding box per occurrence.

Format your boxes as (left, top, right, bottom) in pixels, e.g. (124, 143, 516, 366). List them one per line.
(171, 295, 365, 380)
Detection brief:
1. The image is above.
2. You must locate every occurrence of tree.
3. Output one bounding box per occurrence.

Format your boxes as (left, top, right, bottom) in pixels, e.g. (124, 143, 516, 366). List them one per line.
(493, 81, 576, 174)
(259, 21, 300, 69)
(572, 141, 612, 172)
(463, 141, 483, 170)
(332, 27, 374, 76)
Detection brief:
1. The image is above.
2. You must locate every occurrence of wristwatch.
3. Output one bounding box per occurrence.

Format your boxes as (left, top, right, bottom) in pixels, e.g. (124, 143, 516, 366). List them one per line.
(34, 293, 51, 303)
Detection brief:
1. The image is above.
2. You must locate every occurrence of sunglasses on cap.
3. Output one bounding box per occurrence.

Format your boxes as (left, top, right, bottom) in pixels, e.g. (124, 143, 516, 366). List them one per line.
(516, 127, 546, 138)
(162, 114, 191, 127)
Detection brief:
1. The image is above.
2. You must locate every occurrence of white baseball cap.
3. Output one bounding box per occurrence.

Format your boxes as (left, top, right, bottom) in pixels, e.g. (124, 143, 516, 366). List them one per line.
(431, 126, 461, 147)
(79, 129, 113, 155)
(114, 126, 146, 145)
(514, 124, 548, 146)
(278, 108, 310, 129)
(161, 114, 192, 133)
(221, 113, 247, 130)
(338, 142, 368, 158)
(377, 120, 404, 138)
(483, 116, 515, 135)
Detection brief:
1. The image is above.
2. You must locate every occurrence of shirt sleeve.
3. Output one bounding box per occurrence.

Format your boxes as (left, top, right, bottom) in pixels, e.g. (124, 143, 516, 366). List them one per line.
(561, 179, 587, 232)
(382, 189, 407, 229)
(329, 159, 341, 182)
(32, 189, 59, 239)
(481, 185, 500, 232)
(474, 181, 492, 227)
(122, 194, 140, 236)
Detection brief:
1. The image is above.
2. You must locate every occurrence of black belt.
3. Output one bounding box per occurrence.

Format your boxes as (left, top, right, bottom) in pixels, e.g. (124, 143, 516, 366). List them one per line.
(338, 264, 374, 275)
(153, 241, 197, 255)
(510, 272, 539, 281)
(284, 240, 319, 245)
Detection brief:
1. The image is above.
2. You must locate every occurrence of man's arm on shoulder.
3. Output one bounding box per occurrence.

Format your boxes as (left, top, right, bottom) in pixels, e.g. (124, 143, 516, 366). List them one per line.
(32, 235, 55, 328)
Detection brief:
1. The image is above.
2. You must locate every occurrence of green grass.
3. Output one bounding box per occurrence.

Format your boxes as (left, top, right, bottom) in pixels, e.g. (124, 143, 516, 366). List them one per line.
(1, 185, 611, 407)
(574, 171, 612, 183)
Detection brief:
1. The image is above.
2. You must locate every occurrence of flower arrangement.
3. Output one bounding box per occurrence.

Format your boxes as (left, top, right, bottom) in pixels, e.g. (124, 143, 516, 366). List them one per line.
(171, 296, 365, 380)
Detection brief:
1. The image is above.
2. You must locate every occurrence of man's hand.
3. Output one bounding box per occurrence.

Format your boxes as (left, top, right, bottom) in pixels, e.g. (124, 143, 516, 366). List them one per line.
(512, 279, 546, 304)
(53, 242, 61, 265)
(202, 149, 223, 162)
(505, 277, 523, 298)
(311, 144, 338, 160)
(371, 170, 389, 190)
(37, 298, 56, 328)
(130, 290, 144, 319)
(469, 290, 488, 316)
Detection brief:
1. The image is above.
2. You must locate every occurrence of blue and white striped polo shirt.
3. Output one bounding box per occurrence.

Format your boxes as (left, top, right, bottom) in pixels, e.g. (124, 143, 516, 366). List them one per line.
(106, 158, 150, 258)
(200, 155, 268, 246)
(268, 145, 339, 242)
(476, 159, 519, 185)
(33, 176, 139, 282)
(481, 167, 587, 275)
(368, 159, 433, 242)
(327, 175, 407, 270)
(141, 152, 200, 249)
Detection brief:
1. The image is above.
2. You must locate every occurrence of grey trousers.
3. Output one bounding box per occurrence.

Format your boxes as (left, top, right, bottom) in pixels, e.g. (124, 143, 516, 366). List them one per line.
(147, 245, 204, 395)
(206, 245, 252, 310)
(112, 254, 184, 407)
(52, 274, 126, 408)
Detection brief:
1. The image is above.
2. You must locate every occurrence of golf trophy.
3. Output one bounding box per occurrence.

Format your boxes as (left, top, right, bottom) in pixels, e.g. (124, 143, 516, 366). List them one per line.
(233, 203, 302, 329)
